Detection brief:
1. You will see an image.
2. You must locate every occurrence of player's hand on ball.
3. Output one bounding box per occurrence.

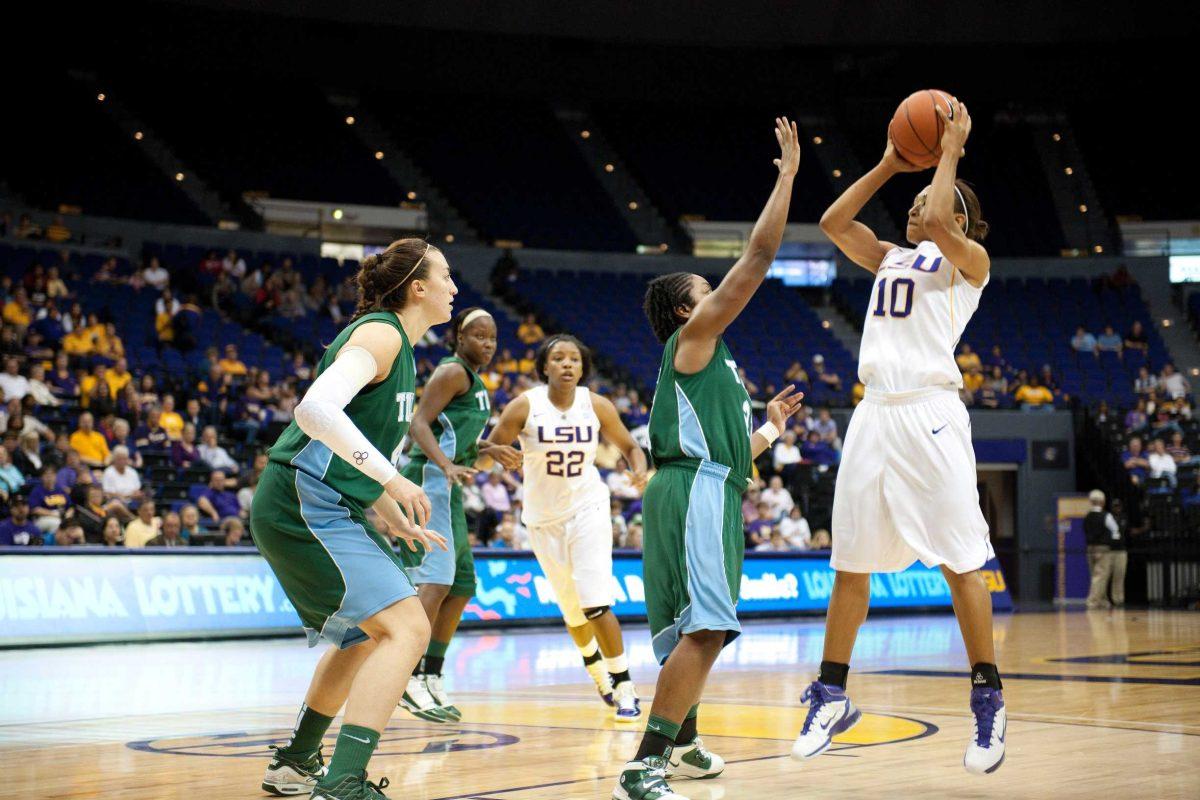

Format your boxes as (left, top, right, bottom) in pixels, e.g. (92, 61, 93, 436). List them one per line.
(766, 384, 805, 429)
(882, 137, 926, 174)
(773, 116, 801, 177)
(936, 98, 971, 158)
(444, 463, 478, 486)
(384, 474, 432, 530)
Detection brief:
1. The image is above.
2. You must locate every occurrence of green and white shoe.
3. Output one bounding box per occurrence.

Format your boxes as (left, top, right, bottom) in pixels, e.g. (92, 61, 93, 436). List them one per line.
(425, 673, 462, 721)
(613, 755, 690, 800)
(399, 675, 452, 722)
(310, 771, 390, 800)
(262, 744, 326, 796)
(667, 737, 724, 779)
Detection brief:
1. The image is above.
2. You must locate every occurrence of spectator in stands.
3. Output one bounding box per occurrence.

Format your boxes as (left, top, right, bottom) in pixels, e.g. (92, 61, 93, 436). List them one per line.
(810, 529, 832, 549)
(9, 400, 51, 442)
(88, 379, 117, 419)
(1147, 438, 1178, 488)
(28, 465, 71, 537)
(0, 446, 23, 502)
(147, 512, 185, 547)
(3, 288, 33, 330)
(1167, 431, 1198, 467)
(124, 499, 161, 548)
(1071, 326, 1098, 355)
(26, 364, 58, 408)
(0, 497, 41, 546)
(813, 408, 840, 449)
(517, 348, 537, 375)
(218, 344, 248, 377)
(755, 529, 793, 552)
(196, 469, 242, 522)
(801, 430, 838, 466)
(811, 354, 842, 394)
(172, 423, 202, 469)
(961, 365, 984, 405)
(773, 429, 802, 482)
(134, 407, 170, 449)
(1134, 366, 1160, 396)
(1124, 320, 1149, 354)
(606, 457, 641, 501)
(31, 305, 65, 347)
(1122, 436, 1150, 485)
(1040, 364, 1066, 404)
(1124, 398, 1149, 435)
(45, 215, 71, 243)
(0, 357, 29, 401)
(75, 484, 124, 543)
(142, 257, 170, 292)
(223, 249, 247, 279)
(517, 313, 545, 345)
(56, 448, 89, 491)
(745, 502, 775, 548)
(785, 360, 809, 386)
(985, 345, 1013, 376)
(761, 475, 795, 519)
(13, 431, 43, 475)
(101, 446, 144, 504)
(479, 470, 516, 542)
(107, 419, 142, 468)
(955, 343, 982, 373)
(237, 469, 259, 516)
(780, 505, 812, 549)
(222, 517, 251, 547)
(70, 412, 110, 467)
(48, 352, 78, 400)
(100, 515, 123, 547)
(179, 504, 202, 542)
(1097, 324, 1123, 354)
(197, 425, 238, 473)
(159, 395, 184, 440)
(181, 398, 204, 432)
(200, 250, 223, 277)
(1159, 363, 1191, 400)
(1014, 375, 1054, 409)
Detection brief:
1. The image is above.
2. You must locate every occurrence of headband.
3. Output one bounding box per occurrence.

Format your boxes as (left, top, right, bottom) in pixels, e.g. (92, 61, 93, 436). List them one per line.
(377, 241, 432, 303)
(953, 185, 969, 234)
(459, 309, 493, 329)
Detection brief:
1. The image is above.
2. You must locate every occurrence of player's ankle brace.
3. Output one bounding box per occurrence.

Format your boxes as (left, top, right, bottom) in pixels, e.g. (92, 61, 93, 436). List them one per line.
(971, 662, 1003, 690)
(819, 660, 850, 689)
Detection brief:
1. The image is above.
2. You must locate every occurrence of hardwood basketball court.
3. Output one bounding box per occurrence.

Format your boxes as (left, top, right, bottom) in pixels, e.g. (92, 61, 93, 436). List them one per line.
(2, 610, 1196, 799)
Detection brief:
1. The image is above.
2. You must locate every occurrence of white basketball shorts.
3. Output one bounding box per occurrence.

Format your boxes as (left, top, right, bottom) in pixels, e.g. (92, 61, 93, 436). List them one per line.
(831, 385, 994, 574)
(527, 498, 616, 627)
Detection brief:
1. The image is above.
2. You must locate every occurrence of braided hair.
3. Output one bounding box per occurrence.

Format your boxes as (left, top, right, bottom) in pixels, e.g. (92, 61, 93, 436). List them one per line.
(349, 238, 436, 323)
(643, 271, 697, 344)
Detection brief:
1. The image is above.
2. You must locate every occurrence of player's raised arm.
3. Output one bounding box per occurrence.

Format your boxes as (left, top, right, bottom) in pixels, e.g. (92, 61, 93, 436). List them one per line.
(681, 117, 800, 347)
(591, 392, 649, 490)
(407, 361, 477, 485)
(484, 393, 530, 447)
(924, 99, 990, 287)
(820, 138, 923, 272)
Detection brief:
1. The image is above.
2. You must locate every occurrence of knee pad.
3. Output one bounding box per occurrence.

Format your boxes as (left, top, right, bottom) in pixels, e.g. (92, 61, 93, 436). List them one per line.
(583, 605, 611, 621)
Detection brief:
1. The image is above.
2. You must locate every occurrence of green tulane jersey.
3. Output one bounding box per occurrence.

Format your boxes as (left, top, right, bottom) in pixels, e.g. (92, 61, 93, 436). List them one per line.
(408, 356, 491, 468)
(268, 311, 416, 510)
(648, 329, 753, 485)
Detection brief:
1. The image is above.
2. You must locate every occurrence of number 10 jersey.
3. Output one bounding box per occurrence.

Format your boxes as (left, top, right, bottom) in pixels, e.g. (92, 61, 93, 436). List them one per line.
(858, 240, 988, 392)
(518, 385, 608, 527)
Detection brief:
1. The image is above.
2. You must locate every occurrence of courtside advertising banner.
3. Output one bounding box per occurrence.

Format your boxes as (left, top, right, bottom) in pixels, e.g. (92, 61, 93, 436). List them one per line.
(0, 550, 1011, 646)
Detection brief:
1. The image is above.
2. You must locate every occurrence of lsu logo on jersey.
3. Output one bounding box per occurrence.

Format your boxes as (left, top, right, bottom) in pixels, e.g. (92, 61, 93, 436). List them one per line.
(536, 425, 595, 444)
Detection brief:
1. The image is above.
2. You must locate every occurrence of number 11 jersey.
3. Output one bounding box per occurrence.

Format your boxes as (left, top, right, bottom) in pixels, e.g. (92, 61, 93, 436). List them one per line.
(518, 385, 607, 527)
(858, 240, 988, 392)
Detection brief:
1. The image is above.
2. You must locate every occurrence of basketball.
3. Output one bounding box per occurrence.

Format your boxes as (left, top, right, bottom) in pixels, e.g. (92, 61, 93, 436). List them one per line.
(889, 89, 956, 168)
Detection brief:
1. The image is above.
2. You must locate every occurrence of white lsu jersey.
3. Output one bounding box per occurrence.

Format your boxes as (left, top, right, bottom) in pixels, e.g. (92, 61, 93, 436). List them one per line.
(518, 385, 609, 527)
(857, 240, 988, 391)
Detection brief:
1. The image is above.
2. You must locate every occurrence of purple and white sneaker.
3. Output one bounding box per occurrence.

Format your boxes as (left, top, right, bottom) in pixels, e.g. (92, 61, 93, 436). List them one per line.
(613, 680, 642, 722)
(790, 680, 862, 761)
(964, 688, 1006, 774)
(586, 660, 615, 707)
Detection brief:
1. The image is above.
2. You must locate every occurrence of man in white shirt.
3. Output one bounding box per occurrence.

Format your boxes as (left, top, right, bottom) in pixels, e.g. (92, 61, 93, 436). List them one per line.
(102, 446, 144, 503)
(606, 457, 642, 500)
(0, 358, 30, 402)
(761, 475, 795, 519)
(198, 426, 240, 473)
(1160, 363, 1191, 400)
(773, 430, 802, 476)
(1147, 438, 1178, 488)
(142, 257, 170, 291)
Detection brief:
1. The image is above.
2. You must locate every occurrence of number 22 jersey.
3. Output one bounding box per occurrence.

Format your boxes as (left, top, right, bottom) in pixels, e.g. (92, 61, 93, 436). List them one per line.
(858, 240, 988, 392)
(518, 385, 608, 527)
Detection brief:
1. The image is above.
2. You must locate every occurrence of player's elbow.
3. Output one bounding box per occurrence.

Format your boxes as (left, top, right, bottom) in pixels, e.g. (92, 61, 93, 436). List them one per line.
(294, 399, 334, 439)
(818, 211, 841, 235)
